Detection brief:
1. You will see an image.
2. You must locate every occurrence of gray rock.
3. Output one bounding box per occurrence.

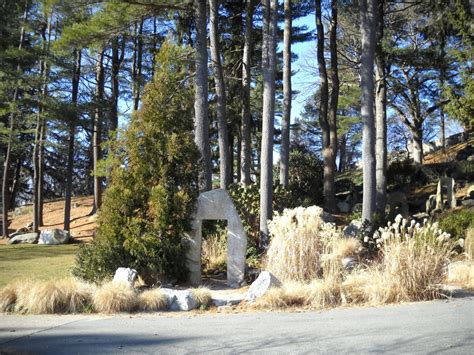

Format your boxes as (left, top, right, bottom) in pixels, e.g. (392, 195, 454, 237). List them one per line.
(352, 203, 362, 213)
(161, 289, 198, 311)
(342, 256, 357, 271)
(246, 271, 282, 301)
(461, 199, 474, 207)
(467, 155, 474, 162)
(113, 268, 137, 286)
(211, 294, 245, 307)
(7, 232, 38, 245)
(343, 220, 363, 238)
(337, 201, 351, 214)
(38, 229, 70, 245)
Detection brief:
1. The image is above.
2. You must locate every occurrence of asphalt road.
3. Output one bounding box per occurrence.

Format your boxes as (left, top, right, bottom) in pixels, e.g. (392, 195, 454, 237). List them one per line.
(1, 296, 473, 354)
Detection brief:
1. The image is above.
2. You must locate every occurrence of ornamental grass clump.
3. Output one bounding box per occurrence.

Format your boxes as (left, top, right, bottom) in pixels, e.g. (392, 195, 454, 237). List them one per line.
(344, 215, 459, 304)
(137, 288, 168, 312)
(265, 206, 340, 282)
(13, 279, 94, 314)
(447, 227, 474, 290)
(0, 283, 18, 312)
(93, 281, 137, 313)
(190, 287, 212, 307)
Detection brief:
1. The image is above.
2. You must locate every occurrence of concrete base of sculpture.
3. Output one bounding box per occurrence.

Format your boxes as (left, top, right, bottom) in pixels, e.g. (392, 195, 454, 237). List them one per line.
(186, 189, 247, 289)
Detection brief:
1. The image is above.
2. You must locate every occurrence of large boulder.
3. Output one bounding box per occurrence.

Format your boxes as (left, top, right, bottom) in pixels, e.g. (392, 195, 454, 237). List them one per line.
(161, 289, 198, 311)
(246, 271, 282, 301)
(113, 267, 137, 287)
(337, 201, 351, 214)
(38, 229, 70, 245)
(7, 232, 38, 245)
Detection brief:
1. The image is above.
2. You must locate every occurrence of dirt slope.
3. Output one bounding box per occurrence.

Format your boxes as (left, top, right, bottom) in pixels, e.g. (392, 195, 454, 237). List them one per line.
(5, 196, 96, 243)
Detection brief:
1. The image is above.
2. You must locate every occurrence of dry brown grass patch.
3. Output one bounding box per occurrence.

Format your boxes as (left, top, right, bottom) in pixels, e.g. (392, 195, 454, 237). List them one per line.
(0, 283, 18, 312)
(202, 233, 227, 273)
(266, 206, 339, 282)
(190, 287, 212, 306)
(137, 288, 167, 312)
(13, 279, 93, 314)
(93, 281, 137, 313)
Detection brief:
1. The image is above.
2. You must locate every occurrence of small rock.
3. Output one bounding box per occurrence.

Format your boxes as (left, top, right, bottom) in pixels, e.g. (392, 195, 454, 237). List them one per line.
(342, 256, 357, 271)
(246, 271, 281, 301)
(217, 305, 233, 312)
(337, 201, 351, 214)
(161, 289, 198, 311)
(343, 220, 363, 238)
(7, 232, 38, 245)
(38, 229, 70, 245)
(113, 268, 138, 287)
(211, 294, 245, 307)
(352, 203, 362, 213)
(89, 214, 98, 223)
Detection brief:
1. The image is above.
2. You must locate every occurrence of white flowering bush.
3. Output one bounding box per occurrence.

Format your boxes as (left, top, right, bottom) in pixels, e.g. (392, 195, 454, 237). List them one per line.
(370, 214, 453, 249)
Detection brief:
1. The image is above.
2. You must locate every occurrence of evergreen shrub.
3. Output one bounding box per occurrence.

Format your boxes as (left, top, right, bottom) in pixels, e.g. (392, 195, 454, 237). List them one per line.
(73, 42, 199, 284)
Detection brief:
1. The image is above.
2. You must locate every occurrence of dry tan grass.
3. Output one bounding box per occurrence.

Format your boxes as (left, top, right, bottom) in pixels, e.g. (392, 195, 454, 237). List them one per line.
(331, 238, 361, 258)
(0, 283, 18, 312)
(13, 279, 93, 314)
(190, 287, 212, 306)
(266, 206, 340, 282)
(137, 288, 167, 312)
(202, 233, 227, 273)
(446, 228, 474, 290)
(93, 281, 137, 313)
(447, 261, 474, 289)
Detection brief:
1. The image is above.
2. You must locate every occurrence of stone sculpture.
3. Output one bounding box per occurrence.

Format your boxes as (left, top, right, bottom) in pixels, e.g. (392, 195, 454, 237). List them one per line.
(186, 189, 247, 288)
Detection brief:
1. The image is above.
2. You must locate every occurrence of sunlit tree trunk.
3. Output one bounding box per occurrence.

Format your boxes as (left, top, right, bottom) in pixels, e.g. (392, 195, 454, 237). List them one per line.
(375, 0, 387, 217)
(259, 0, 278, 248)
(360, 0, 377, 222)
(210, 0, 231, 189)
(194, 0, 212, 191)
(240, 0, 254, 185)
(92, 48, 105, 214)
(280, 0, 291, 187)
(64, 49, 81, 231)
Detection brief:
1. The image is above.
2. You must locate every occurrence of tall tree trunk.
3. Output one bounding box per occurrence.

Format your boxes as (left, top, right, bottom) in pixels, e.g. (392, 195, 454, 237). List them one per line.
(326, 0, 339, 213)
(33, 14, 51, 232)
(360, 0, 377, 223)
(280, 0, 292, 187)
(375, 0, 387, 217)
(210, 0, 231, 189)
(339, 134, 347, 172)
(110, 38, 120, 132)
(194, 0, 212, 191)
(259, 0, 278, 248)
(64, 49, 81, 231)
(2, 2, 28, 238)
(92, 48, 105, 214)
(132, 22, 143, 111)
(9, 158, 23, 208)
(240, 0, 254, 185)
(315, 0, 333, 212)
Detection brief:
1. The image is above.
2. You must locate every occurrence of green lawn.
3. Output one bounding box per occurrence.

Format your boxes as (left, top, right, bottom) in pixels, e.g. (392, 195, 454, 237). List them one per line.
(0, 244, 80, 288)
